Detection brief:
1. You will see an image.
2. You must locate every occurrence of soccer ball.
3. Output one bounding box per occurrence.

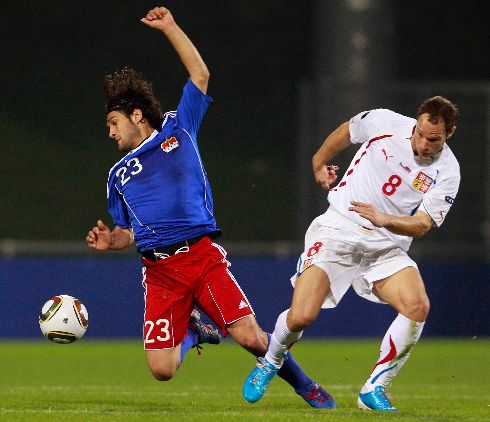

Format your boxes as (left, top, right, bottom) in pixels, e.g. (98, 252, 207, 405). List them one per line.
(39, 294, 89, 344)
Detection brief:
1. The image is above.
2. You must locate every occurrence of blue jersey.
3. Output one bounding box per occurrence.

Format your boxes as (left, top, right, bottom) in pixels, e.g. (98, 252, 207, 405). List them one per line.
(106, 79, 220, 252)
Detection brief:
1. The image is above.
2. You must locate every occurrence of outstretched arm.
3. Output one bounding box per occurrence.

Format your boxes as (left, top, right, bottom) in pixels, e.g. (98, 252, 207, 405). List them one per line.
(312, 121, 352, 191)
(349, 203, 434, 237)
(141, 6, 209, 93)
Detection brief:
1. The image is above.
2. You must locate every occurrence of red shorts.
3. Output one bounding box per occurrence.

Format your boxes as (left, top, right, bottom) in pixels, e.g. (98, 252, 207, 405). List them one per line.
(141, 237, 254, 350)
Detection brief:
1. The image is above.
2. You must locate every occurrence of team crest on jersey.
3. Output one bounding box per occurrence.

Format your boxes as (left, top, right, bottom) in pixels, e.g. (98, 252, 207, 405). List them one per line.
(302, 258, 313, 272)
(161, 136, 179, 153)
(412, 171, 433, 193)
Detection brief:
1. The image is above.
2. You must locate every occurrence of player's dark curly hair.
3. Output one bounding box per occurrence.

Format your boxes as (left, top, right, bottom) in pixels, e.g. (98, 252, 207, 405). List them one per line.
(417, 96, 458, 133)
(104, 68, 163, 131)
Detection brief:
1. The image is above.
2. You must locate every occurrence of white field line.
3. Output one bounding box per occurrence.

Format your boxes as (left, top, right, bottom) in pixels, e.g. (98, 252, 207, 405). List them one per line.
(0, 408, 487, 421)
(2, 390, 488, 401)
(0, 408, 244, 417)
(1, 408, 164, 416)
(3, 384, 488, 395)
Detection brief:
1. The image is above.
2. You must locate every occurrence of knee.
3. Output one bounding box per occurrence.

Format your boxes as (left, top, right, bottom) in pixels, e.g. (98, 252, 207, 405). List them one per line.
(403, 297, 430, 322)
(148, 363, 178, 382)
(287, 308, 317, 331)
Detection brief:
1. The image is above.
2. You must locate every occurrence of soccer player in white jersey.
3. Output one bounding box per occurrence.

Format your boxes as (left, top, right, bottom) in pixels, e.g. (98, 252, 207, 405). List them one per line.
(243, 96, 460, 411)
(86, 5, 334, 409)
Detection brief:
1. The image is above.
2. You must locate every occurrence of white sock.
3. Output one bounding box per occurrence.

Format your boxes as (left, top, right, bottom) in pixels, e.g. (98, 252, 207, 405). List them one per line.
(362, 313, 425, 392)
(265, 309, 303, 368)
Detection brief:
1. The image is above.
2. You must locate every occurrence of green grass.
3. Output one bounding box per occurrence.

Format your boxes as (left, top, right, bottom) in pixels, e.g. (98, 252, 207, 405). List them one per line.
(0, 338, 488, 421)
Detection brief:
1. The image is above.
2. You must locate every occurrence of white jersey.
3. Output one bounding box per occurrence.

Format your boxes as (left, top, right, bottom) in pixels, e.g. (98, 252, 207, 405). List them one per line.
(327, 109, 460, 251)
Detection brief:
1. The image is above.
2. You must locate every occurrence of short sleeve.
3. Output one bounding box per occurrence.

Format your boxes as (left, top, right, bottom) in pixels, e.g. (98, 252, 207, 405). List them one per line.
(349, 110, 376, 144)
(175, 78, 213, 139)
(420, 171, 460, 227)
(107, 180, 130, 229)
(348, 109, 406, 145)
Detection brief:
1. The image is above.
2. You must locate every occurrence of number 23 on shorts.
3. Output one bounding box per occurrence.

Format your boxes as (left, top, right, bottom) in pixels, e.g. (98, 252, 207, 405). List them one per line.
(145, 318, 171, 344)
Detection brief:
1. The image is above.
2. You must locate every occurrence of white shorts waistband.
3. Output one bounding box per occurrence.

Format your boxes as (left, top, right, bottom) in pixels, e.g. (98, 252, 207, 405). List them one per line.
(323, 207, 376, 235)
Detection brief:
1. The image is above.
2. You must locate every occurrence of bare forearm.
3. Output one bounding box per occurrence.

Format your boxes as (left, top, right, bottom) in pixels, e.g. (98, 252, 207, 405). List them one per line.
(109, 228, 134, 250)
(161, 22, 209, 92)
(349, 204, 433, 237)
(382, 214, 432, 237)
(312, 122, 351, 173)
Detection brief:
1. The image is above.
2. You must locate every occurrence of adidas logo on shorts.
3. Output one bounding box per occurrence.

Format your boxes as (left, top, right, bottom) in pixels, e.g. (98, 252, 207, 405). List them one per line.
(239, 300, 249, 309)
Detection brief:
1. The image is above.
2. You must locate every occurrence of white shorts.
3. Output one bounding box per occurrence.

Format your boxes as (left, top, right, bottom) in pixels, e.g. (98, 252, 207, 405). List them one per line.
(291, 208, 418, 308)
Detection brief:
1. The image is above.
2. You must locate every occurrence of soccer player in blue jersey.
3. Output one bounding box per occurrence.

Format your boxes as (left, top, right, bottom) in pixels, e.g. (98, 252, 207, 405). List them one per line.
(85, 6, 334, 408)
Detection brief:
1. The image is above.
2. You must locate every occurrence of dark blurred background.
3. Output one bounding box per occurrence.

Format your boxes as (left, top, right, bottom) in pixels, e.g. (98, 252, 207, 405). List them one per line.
(1, 1, 489, 339)
(1, 0, 489, 255)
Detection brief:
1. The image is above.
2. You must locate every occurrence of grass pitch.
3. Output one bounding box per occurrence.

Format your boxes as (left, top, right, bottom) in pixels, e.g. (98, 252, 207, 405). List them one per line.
(0, 338, 488, 421)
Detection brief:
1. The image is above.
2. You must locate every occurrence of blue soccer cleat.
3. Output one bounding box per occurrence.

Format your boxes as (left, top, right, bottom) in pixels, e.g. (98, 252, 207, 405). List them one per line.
(300, 382, 336, 409)
(243, 357, 280, 403)
(188, 309, 221, 346)
(358, 385, 398, 411)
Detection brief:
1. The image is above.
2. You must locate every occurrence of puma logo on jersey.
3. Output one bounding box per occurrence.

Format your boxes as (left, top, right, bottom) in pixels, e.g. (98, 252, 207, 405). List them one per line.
(382, 148, 393, 161)
(399, 162, 411, 173)
(239, 300, 249, 310)
(161, 136, 179, 153)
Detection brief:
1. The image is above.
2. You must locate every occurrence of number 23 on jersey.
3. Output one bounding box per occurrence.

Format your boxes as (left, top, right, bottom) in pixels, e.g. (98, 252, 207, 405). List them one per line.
(116, 157, 143, 186)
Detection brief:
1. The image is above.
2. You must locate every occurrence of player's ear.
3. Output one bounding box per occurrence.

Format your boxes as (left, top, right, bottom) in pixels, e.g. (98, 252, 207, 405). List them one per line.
(446, 125, 456, 140)
(131, 108, 144, 124)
